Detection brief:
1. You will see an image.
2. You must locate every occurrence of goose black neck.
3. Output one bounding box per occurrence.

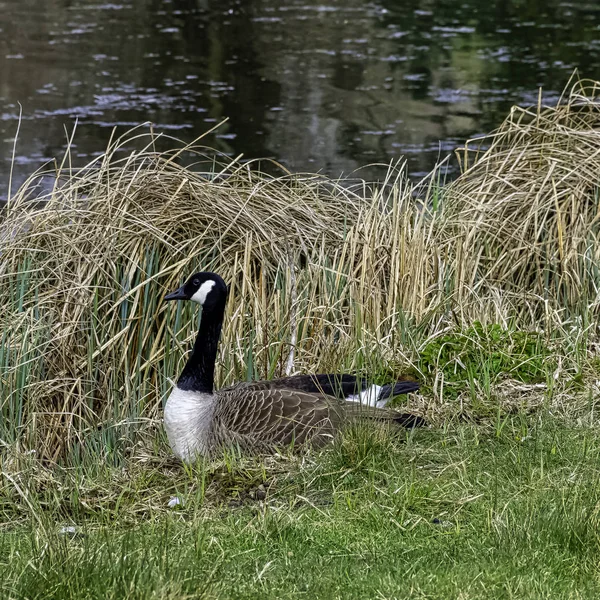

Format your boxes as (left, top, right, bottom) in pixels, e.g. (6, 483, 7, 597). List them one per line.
(177, 298, 226, 393)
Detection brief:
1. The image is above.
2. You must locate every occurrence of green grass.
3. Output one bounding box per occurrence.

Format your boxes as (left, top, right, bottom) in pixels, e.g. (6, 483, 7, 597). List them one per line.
(418, 322, 551, 400)
(3, 417, 600, 599)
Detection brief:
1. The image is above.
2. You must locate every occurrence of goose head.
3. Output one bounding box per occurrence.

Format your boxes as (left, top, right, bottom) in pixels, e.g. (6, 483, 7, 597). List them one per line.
(164, 272, 228, 308)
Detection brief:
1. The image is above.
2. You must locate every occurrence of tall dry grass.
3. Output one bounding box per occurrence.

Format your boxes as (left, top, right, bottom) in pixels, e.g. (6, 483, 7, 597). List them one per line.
(1, 78, 599, 459)
(446, 77, 600, 320)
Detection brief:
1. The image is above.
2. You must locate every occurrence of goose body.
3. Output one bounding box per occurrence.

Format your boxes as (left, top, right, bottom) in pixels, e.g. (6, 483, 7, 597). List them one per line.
(164, 272, 422, 461)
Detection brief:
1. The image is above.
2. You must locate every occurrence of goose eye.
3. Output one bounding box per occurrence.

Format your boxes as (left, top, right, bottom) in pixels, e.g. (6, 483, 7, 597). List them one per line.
(192, 279, 200, 287)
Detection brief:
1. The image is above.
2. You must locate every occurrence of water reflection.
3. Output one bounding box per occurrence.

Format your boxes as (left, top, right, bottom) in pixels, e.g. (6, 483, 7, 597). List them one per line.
(0, 0, 598, 197)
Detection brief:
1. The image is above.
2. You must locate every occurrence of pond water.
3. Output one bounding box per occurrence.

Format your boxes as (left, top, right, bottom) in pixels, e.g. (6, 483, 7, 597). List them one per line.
(1, 0, 599, 197)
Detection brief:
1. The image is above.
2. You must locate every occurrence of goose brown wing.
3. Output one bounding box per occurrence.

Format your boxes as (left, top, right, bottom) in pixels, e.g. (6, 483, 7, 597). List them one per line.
(213, 388, 344, 450)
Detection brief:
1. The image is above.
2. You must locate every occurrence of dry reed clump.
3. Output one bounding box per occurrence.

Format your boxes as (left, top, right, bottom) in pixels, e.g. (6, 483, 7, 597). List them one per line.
(0, 131, 432, 459)
(444, 77, 600, 317)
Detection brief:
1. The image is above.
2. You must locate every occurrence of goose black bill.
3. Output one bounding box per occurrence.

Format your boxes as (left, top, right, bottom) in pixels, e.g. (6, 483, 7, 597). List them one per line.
(164, 286, 187, 301)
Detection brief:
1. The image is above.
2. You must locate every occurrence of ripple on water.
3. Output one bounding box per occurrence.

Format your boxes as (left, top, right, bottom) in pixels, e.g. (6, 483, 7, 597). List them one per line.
(0, 0, 599, 197)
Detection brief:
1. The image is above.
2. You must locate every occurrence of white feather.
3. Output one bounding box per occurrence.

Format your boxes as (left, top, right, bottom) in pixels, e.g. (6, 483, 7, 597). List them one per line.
(190, 280, 216, 305)
(346, 385, 384, 408)
(164, 386, 216, 461)
(167, 496, 184, 508)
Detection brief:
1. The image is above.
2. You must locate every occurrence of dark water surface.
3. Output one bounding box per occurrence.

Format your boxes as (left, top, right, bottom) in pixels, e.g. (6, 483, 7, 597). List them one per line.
(1, 0, 599, 196)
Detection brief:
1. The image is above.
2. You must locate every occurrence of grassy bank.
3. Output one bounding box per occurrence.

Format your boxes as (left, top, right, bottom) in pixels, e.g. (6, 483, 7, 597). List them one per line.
(3, 420, 600, 598)
(1, 77, 600, 597)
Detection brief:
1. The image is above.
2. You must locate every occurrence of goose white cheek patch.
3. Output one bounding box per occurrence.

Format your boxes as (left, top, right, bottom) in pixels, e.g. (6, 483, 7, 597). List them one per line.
(191, 280, 216, 305)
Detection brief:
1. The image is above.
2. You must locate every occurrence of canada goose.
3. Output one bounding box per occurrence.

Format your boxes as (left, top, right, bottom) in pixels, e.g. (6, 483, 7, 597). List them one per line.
(163, 271, 423, 461)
